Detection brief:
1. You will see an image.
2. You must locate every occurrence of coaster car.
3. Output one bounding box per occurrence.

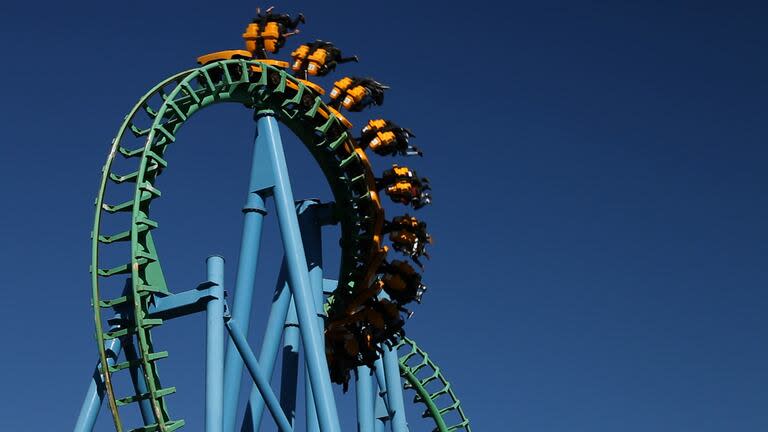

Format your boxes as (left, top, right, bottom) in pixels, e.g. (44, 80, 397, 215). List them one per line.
(291, 40, 358, 77)
(325, 298, 404, 390)
(359, 119, 421, 156)
(329, 77, 388, 112)
(243, 7, 304, 57)
(377, 165, 432, 209)
(378, 260, 427, 304)
(384, 214, 431, 267)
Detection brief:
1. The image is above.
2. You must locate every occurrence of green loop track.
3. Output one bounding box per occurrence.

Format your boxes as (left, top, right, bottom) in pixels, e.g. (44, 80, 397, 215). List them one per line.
(91, 60, 470, 431)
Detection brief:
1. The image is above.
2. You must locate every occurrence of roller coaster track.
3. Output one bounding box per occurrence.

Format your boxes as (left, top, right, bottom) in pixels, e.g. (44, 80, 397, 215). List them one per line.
(91, 59, 469, 431)
(398, 338, 472, 432)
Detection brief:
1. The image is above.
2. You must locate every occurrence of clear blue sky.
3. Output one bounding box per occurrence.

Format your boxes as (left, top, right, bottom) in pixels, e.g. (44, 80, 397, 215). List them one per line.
(1, 1, 766, 430)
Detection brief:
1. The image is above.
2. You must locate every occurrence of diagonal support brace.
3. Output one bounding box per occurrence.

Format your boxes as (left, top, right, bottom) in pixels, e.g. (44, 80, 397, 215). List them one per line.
(225, 317, 294, 432)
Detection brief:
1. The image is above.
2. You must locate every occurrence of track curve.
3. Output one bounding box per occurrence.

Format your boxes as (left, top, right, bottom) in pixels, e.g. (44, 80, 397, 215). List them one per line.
(92, 60, 389, 430)
(398, 337, 473, 432)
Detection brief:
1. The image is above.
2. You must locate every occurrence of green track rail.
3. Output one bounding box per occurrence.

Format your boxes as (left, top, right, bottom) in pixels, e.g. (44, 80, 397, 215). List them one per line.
(398, 338, 473, 432)
(91, 59, 471, 431)
(92, 70, 192, 432)
(91, 60, 384, 431)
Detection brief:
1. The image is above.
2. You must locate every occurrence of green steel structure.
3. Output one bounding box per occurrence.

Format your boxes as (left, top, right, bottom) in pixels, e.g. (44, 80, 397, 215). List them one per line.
(77, 10, 472, 432)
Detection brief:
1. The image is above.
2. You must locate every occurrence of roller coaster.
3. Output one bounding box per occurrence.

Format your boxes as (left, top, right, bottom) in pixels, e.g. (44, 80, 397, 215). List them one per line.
(75, 8, 472, 432)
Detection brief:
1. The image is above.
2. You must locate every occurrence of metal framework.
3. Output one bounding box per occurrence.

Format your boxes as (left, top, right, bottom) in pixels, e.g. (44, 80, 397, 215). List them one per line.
(75, 11, 471, 432)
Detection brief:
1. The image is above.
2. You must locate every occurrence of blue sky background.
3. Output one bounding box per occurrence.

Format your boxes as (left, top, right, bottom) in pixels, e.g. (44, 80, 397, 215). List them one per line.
(1, 1, 766, 430)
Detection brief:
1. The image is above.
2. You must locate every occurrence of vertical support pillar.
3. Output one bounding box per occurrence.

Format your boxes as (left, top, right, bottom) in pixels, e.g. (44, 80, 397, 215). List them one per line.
(279, 299, 300, 426)
(74, 336, 123, 432)
(374, 393, 389, 432)
(373, 357, 390, 415)
(207, 256, 225, 432)
(356, 366, 375, 432)
(305, 378, 320, 432)
(381, 343, 408, 432)
(260, 112, 341, 432)
(223, 126, 272, 432)
(298, 200, 324, 432)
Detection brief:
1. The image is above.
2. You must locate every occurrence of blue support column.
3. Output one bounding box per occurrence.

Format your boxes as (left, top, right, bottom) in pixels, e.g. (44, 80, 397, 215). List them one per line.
(374, 393, 389, 432)
(207, 256, 226, 432)
(74, 336, 123, 432)
(356, 366, 375, 432)
(124, 341, 154, 425)
(226, 318, 293, 432)
(372, 290, 408, 432)
(381, 343, 408, 432)
(373, 358, 390, 414)
(298, 200, 325, 432)
(259, 113, 341, 432)
(305, 380, 319, 432)
(375, 418, 387, 432)
(279, 299, 300, 426)
(242, 262, 292, 431)
(223, 127, 272, 432)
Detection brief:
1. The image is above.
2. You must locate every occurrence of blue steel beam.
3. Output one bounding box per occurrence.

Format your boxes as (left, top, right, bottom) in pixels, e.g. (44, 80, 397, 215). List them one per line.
(279, 299, 300, 427)
(375, 290, 408, 432)
(242, 261, 292, 431)
(356, 366, 375, 432)
(374, 393, 389, 432)
(74, 335, 123, 432)
(298, 200, 325, 432)
(243, 202, 336, 431)
(259, 112, 342, 432)
(207, 256, 226, 432)
(223, 126, 272, 432)
(306, 379, 320, 432)
(225, 318, 293, 432)
(245, 199, 332, 432)
(373, 357, 390, 414)
(382, 343, 409, 432)
(147, 282, 216, 320)
(322, 278, 337, 296)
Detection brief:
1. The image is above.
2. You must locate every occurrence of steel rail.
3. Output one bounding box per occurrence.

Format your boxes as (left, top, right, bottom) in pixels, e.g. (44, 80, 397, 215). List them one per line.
(93, 60, 386, 430)
(398, 337, 473, 432)
(91, 70, 194, 431)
